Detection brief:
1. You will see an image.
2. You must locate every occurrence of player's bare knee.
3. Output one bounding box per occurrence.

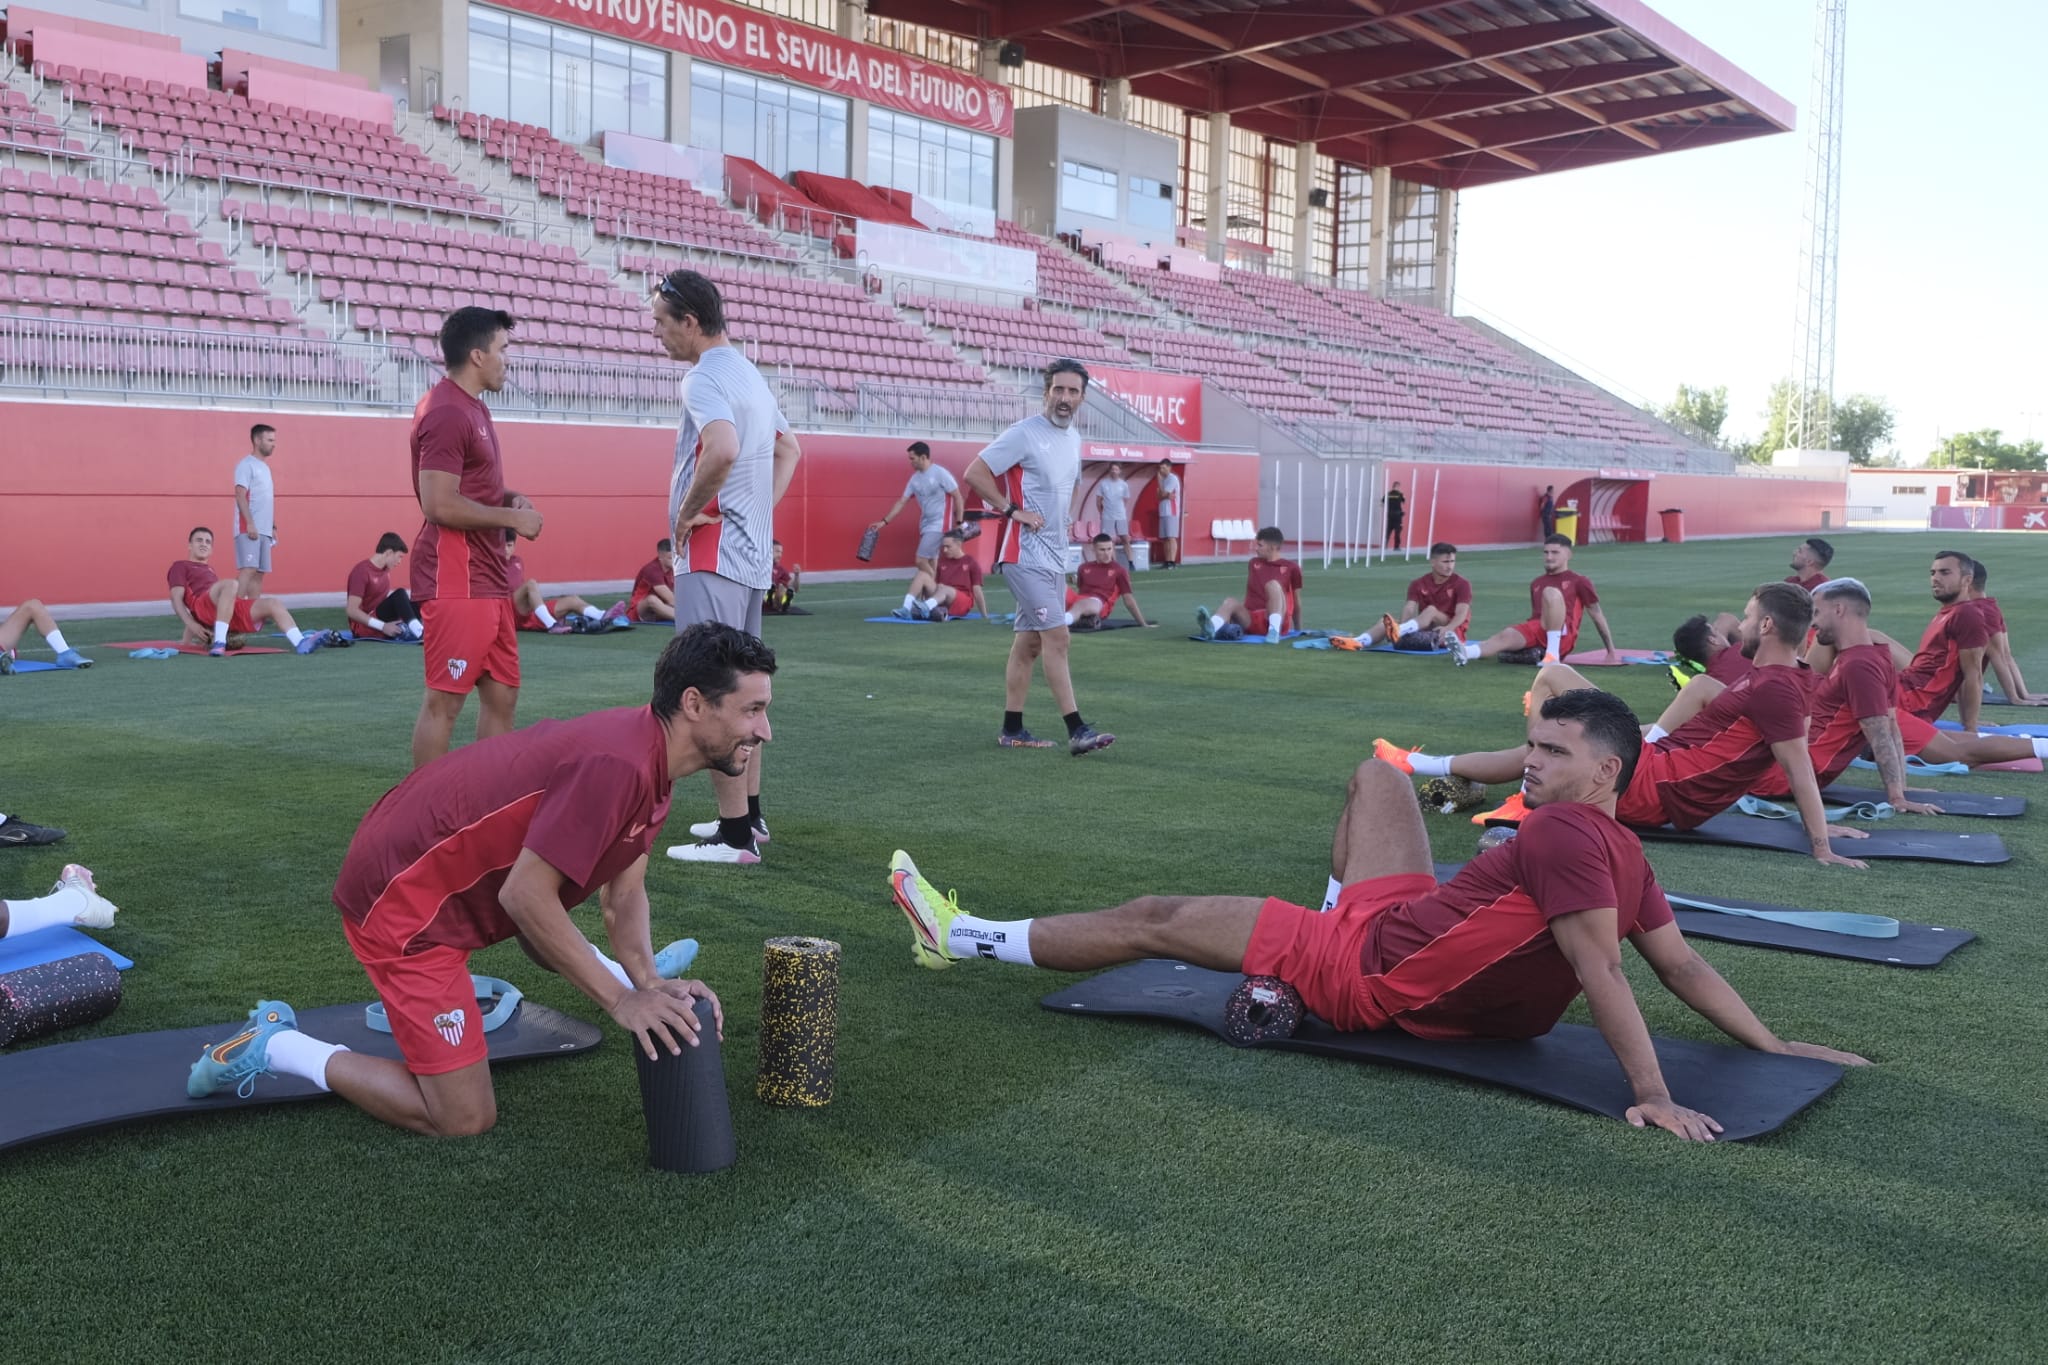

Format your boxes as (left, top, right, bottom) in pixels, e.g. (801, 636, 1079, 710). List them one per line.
(433, 1104, 497, 1138)
(1353, 757, 1410, 799)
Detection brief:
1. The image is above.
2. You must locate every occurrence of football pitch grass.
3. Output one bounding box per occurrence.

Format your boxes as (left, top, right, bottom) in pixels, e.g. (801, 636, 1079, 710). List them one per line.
(4, 530, 2044, 1363)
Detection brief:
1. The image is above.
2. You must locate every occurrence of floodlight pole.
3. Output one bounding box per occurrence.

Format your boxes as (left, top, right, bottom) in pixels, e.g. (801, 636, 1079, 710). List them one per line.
(1790, 0, 1846, 453)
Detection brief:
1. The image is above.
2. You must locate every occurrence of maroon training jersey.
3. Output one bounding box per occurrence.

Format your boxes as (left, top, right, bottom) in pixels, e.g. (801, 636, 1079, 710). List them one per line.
(1361, 803, 1673, 1040)
(1786, 572, 1830, 592)
(166, 559, 219, 602)
(1900, 603, 1990, 720)
(1405, 571, 1471, 621)
(936, 554, 983, 599)
(1246, 557, 1303, 613)
(1075, 559, 1132, 605)
(332, 707, 674, 951)
(631, 557, 674, 603)
(410, 378, 510, 601)
(1754, 643, 1894, 796)
(347, 559, 391, 616)
(1641, 663, 1812, 828)
(1964, 596, 2006, 634)
(1528, 570, 1598, 632)
(1706, 648, 1755, 685)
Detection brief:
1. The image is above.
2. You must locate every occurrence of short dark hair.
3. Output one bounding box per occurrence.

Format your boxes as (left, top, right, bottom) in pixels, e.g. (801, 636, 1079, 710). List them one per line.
(1043, 357, 1090, 392)
(249, 423, 274, 442)
(906, 441, 931, 457)
(1255, 526, 1284, 545)
(1970, 559, 1989, 590)
(1671, 614, 1715, 668)
(441, 306, 514, 371)
(1933, 549, 1974, 575)
(1802, 536, 1835, 567)
(1430, 541, 1457, 557)
(375, 532, 408, 554)
(1091, 532, 1112, 545)
(1752, 581, 1814, 642)
(941, 530, 964, 544)
(1812, 577, 1871, 614)
(653, 623, 776, 721)
(189, 525, 213, 540)
(1539, 688, 1642, 795)
(656, 537, 674, 553)
(654, 269, 725, 335)
(1543, 533, 1574, 550)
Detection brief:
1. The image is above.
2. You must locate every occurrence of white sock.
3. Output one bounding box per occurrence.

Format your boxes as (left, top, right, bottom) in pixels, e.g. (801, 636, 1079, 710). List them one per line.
(1063, 611, 1076, 627)
(534, 604, 558, 629)
(406, 619, 424, 639)
(1409, 752, 1454, 778)
(1395, 619, 1419, 638)
(266, 1030, 347, 1092)
(284, 627, 305, 646)
(903, 593, 918, 610)
(2, 885, 89, 937)
(1267, 622, 1282, 640)
(46, 628, 70, 653)
(581, 605, 604, 621)
(2033, 738, 2048, 759)
(213, 620, 229, 645)
(1645, 724, 1668, 742)
(1545, 629, 1563, 658)
(1210, 614, 1225, 632)
(948, 913, 1036, 965)
(591, 941, 632, 989)
(1321, 876, 1343, 912)
(919, 598, 938, 613)
(1460, 642, 1481, 660)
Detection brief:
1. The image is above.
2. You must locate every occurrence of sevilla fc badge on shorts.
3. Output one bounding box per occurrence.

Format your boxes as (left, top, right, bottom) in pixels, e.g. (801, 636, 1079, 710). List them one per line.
(447, 658, 469, 680)
(434, 1008, 467, 1047)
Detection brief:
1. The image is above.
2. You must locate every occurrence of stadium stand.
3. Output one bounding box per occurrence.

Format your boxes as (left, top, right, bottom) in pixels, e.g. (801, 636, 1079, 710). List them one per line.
(1104, 323, 1340, 422)
(901, 295, 1132, 372)
(996, 221, 1155, 317)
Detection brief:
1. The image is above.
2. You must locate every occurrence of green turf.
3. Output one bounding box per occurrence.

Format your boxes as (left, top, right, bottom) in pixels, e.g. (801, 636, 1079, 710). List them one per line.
(4, 531, 2045, 1363)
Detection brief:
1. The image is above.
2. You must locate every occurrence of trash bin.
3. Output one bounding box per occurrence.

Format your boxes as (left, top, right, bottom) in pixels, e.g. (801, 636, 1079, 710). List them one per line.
(1659, 508, 1686, 544)
(1553, 508, 1580, 544)
(1130, 541, 1151, 572)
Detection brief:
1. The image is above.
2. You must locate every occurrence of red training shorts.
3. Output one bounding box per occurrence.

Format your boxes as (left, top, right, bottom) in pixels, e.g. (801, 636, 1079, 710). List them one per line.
(1897, 711, 1937, 755)
(340, 914, 487, 1076)
(187, 590, 257, 635)
(421, 597, 519, 696)
(1510, 618, 1578, 655)
(1241, 872, 1438, 1032)
(1248, 608, 1291, 636)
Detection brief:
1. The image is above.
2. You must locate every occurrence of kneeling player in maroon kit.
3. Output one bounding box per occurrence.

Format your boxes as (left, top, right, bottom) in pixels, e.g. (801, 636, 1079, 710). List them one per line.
(185, 625, 773, 1137)
(891, 690, 1866, 1141)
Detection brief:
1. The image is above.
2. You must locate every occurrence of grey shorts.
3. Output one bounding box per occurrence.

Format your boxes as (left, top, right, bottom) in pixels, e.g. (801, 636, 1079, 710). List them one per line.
(1008, 565, 1066, 633)
(1157, 514, 1179, 538)
(676, 571, 763, 638)
(234, 533, 273, 572)
(1104, 517, 1130, 540)
(917, 527, 945, 560)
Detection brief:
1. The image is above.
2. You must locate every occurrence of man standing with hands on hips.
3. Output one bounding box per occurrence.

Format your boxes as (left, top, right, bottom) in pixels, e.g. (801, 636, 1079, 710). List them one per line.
(651, 268, 804, 865)
(961, 359, 1115, 756)
(233, 423, 278, 599)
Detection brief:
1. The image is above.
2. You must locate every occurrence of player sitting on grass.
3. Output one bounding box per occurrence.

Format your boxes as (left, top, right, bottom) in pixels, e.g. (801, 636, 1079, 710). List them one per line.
(1379, 583, 1870, 869)
(894, 531, 989, 620)
(1964, 558, 2043, 705)
(345, 533, 424, 641)
(1065, 534, 1154, 629)
(889, 691, 1868, 1143)
(167, 527, 338, 657)
(505, 531, 628, 634)
(3, 863, 118, 937)
(1785, 537, 1834, 592)
(629, 539, 677, 623)
(1450, 534, 1616, 667)
(1197, 527, 1302, 643)
(184, 625, 768, 1138)
(766, 540, 801, 614)
(1354, 542, 1470, 650)
(0, 598, 91, 671)
(1668, 611, 1749, 690)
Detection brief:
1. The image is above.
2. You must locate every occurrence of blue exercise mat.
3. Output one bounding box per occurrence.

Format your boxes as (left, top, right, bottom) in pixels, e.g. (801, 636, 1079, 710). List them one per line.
(4, 660, 65, 673)
(1936, 719, 2048, 739)
(0, 927, 132, 972)
(1189, 631, 1310, 645)
(864, 612, 1007, 624)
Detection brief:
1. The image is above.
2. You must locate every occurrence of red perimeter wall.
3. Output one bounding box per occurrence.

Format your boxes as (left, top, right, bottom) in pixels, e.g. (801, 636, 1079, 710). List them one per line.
(0, 403, 1840, 609)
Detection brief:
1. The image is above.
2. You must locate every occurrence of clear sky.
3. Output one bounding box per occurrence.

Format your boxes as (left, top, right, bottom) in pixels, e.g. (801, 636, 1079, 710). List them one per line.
(1454, 0, 2048, 461)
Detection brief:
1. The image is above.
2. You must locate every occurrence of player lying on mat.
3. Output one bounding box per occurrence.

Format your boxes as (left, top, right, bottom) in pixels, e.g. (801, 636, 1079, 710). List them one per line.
(1355, 541, 1470, 650)
(890, 690, 1868, 1142)
(504, 531, 628, 634)
(1450, 534, 1617, 666)
(629, 539, 677, 623)
(0, 597, 91, 670)
(1381, 583, 1871, 868)
(185, 624, 773, 1138)
(1669, 611, 1748, 687)
(1065, 533, 1155, 629)
(1196, 526, 1303, 643)
(893, 530, 988, 620)
(167, 526, 339, 656)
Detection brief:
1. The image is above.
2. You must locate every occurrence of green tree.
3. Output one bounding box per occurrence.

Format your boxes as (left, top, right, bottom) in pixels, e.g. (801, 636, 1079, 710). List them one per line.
(1832, 393, 1896, 465)
(1928, 429, 2047, 471)
(1658, 384, 1729, 443)
(1752, 378, 1799, 462)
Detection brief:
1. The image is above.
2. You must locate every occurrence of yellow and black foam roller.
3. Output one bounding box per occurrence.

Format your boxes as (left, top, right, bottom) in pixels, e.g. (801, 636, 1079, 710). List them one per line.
(756, 936, 840, 1108)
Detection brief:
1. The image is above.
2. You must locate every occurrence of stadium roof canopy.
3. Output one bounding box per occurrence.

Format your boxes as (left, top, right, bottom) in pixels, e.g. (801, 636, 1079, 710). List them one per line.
(865, 0, 1794, 188)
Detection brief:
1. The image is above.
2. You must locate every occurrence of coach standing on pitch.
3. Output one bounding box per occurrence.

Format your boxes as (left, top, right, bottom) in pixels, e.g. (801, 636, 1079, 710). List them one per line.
(961, 359, 1114, 755)
(652, 269, 803, 865)
(408, 307, 542, 770)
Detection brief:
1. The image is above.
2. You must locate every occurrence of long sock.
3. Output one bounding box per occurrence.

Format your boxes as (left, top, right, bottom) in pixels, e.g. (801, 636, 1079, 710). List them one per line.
(266, 1030, 347, 1092)
(406, 619, 425, 639)
(1545, 629, 1563, 658)
(581, 605, 604, 621)
(45, 628, 70, 653)
(1063, 711, 1085, 737)
(1210, 614, 1225, 632)
(284, 627, 306, 646)
(919, 598, 938, 614)
(213, 620, 229, 645)
(1002, 710, 1024, 736)
(1321, 876, 1343, 912)
(947, 913, 1036, 965)
(903, 593, 918, 611)
(534, 604, 558, 630)
(1409, 752, 1454, 777)
(747, 794, 762, 822)
(1, 885, 89, 937)
(1394, 619, 1419, 639)
(1460, 642, 1481, 660)
(1645, 724, 1669, 742)
(717, 814, 755, 849)
(2033, 739, 2048, 759)
(591, 942, 632, 989)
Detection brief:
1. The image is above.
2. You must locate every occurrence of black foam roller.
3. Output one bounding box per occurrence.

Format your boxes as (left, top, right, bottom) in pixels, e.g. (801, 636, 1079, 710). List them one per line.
(634, 996, 736, 1174)
(0, 952, 122, 1048)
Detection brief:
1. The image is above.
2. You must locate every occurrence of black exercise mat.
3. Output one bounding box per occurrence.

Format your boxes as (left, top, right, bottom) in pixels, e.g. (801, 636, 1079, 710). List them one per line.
(1429, 863, 1970, 967)
(763, 606, 812, 617)
(0, 998, 600, 1153)
(1071, 617, 1146, 632)
(1041, 960, 1843, 1141)
(1636, 813, 2009, 864)
(1818, 785, 2025, 818)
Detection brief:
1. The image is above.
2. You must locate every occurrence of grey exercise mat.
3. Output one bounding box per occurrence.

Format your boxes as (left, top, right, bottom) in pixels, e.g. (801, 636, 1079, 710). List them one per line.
(1427, 863, 1971, 967)
(1818, 785, 2025, 818)
(0, 996, 601, 1153)
(1635, 813, 2009, 864)
(1041, 960, 1843, 1141)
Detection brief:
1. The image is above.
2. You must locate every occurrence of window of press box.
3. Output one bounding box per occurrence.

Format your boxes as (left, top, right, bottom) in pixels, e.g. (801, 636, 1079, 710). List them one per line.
(1129, 176, 1173, 231)
(1061, 160, 1117, 219)
(467, 6, 668, 145)
(687, 64, 849, 178)
(182, 0, 325, 46)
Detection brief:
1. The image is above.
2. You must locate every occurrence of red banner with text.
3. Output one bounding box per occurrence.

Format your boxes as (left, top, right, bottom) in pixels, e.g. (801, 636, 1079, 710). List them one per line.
(1091, 366, 1203, 443)
(486, 0, 1014, 137)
